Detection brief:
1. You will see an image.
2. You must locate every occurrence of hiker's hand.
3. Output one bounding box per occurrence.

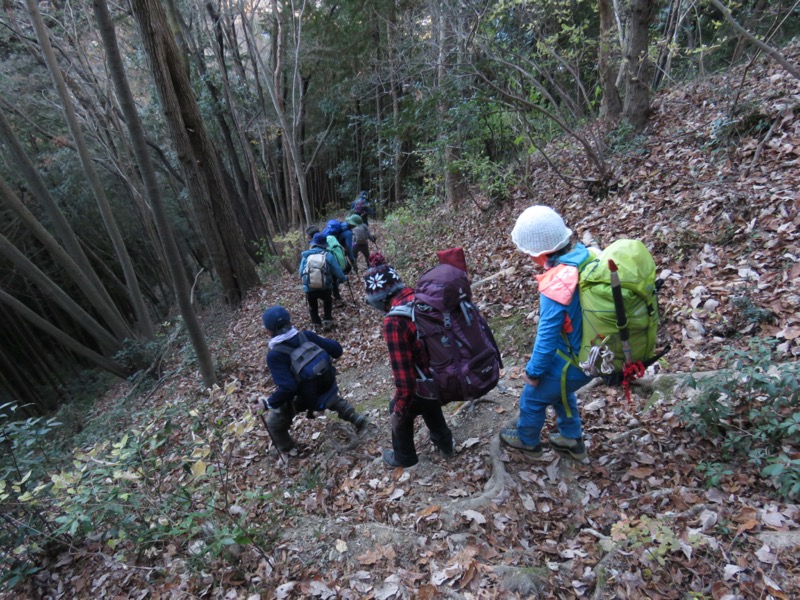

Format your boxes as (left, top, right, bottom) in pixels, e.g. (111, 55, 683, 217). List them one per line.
(523, 374, 540, 388)
(391, 400, 408, 420)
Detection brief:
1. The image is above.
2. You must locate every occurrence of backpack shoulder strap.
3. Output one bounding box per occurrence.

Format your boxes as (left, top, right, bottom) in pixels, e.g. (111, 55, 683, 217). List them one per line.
(385, 302, 430, 379)
(386, 303, 414, 319)
(272, 332, 308, 355)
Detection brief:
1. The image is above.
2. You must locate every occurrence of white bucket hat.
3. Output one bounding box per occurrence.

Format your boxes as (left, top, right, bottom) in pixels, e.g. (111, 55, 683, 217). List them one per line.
(511, 205, 573, 257)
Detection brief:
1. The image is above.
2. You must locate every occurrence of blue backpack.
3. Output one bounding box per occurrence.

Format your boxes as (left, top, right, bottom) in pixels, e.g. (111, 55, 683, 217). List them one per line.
(273, 333, 336, 409)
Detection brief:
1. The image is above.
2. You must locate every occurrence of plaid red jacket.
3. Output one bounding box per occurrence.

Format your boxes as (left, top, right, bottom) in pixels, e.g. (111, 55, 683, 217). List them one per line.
(382, 287, 425, 415)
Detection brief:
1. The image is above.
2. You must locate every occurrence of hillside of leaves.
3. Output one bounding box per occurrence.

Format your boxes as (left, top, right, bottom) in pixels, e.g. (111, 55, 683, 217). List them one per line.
(6, 51, 800, 599)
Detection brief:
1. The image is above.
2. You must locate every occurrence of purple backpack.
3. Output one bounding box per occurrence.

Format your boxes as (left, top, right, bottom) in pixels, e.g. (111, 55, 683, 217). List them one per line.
(388, 264, 502, 404)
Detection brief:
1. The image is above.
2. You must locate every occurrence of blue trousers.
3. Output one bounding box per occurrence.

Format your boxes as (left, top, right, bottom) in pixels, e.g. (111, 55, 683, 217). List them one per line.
(516, 372, 591, 446)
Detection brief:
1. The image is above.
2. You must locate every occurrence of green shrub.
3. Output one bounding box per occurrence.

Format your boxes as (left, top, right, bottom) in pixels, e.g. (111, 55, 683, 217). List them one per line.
(0, 388, 281, 591)
(676, 338, 800, 498)
(607, 120, 647, 155)
(382, 188, 449, 272)
(731, 291, 774, 327)
(0, 403, 62, 481)
(451, 154, 517, 203)
(254, 231, 303, 278)
(0, 403, 65, 589)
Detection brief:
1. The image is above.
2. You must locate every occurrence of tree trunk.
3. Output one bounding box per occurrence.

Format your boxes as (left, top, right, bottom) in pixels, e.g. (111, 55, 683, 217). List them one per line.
(435, 7, 460, 206)
(0, 233, 122, 354)
(241, 0, 313, 227)
(623, 0, 655, 131)
(387, 0, 403, 206)
(0, 178, 138, 342)
(708, 0, 800, 81)
(207, 2, 276, 249)
(93, 0, 218, 387)
(129, 0, 258, 306)
(0, 111, 132, 341)
(731, 0, 768, 63)
(651, 0, 679, 90)
(598, 0, 622, 120)
(24, 0, 153, 339)
(0, 289, 129, 378)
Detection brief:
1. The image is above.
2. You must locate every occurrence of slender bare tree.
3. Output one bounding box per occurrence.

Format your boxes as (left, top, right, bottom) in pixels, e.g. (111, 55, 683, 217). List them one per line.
(24, 0, 154, 338)
(93, 0, 218, 386)
(0, 232, 122, 354)
(0, 289, 129, 378)
(0, 110, 132, 341)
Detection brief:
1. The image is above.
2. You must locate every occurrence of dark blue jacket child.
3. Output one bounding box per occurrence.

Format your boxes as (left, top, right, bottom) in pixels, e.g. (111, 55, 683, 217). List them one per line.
(261, 306, 366, 453)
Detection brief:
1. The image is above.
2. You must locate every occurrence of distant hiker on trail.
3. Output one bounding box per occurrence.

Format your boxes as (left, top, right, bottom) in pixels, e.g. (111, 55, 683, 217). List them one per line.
(299, 232, 347, 331)
(260, 306, 366, 454)
(322, 219, 349, 305)
(305, 225, 320, 240)
(346, 213, 376, 272)
(363, 253, 455, 468)
(336, 217, 358, 275)
(351, 191, 373, 225)
(500, 205, 593, 461)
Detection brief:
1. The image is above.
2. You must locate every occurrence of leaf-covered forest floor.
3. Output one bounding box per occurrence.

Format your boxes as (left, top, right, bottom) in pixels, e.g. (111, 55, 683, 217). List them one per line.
(12, 52, 800, 599)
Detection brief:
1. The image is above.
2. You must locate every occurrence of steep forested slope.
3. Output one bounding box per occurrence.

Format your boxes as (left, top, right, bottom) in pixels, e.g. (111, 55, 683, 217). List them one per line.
(6, 49, 799, 599)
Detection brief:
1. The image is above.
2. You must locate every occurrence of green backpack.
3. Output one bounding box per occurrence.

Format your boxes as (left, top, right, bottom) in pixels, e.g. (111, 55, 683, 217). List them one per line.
(326, 235, 347, 270)
(575, 239, 660, 373)
(557, 240, 666, 414)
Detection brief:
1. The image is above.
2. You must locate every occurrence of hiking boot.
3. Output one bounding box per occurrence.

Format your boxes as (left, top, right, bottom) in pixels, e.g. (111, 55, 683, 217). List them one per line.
(438, 438, 456, 458)
(353, 414, 367, 433)
(548, 433, 587, 460)
(499, 428, 543, 458)
(322, 320, 334, 331)
(382, 450, 417, 468)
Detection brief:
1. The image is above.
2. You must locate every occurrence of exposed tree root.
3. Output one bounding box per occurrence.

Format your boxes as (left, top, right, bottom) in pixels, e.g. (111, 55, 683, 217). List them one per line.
(441, 425, 514, 526)
(450, 396, 498, 416)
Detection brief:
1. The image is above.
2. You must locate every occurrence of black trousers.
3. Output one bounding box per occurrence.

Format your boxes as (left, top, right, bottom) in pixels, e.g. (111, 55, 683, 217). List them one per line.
(353, 243, 370, 270)
(306, 289, 332, 324)
(390, 397, 453, 467)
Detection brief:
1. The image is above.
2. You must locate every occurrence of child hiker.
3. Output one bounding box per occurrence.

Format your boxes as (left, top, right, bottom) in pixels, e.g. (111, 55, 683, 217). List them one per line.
(260, 305, 366, 454)
(299, 232, 348, 331)
(500, 205, 593, 461)
(347, 213, 376, 272)
(363, 253, 455, 468)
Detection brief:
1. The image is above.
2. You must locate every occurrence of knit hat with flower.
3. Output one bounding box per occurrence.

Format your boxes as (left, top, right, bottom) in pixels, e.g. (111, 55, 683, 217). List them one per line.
(363, 253, 405, 310)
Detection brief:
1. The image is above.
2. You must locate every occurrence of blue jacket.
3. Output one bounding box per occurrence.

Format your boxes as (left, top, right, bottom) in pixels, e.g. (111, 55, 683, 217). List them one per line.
(526, 243, 590, 379)
(339, 227, 356, 263)
(298, 246, 347, 292)
(266, 330, 343, 408)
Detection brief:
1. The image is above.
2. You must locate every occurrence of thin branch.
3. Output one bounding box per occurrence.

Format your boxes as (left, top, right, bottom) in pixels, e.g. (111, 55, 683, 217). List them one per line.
(190, 268, 205, 306)
(708, 0, 800, 80)
(743, 115, 780, 178)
